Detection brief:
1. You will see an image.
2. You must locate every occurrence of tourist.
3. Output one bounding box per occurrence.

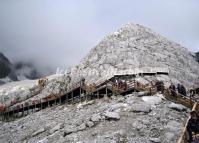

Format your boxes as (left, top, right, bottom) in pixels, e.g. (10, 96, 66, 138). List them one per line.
(187, 111, 199, 142)
(177, 83, 181, 94)
(169, 83, 176, 97)
(181, 84, 187, 96)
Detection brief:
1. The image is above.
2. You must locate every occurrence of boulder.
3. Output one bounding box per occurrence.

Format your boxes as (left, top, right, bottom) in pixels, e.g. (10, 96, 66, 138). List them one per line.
(76, 123, 86, 131)
(149, 138, 161, 143)
(165, 120, 181, 132)
(142, 96, 162, 105)
(32, 127, 46, 137)
(130, 103, 151, 113)
(168, 103, 187, 112)
(104, 112, 120, 120)
(49, 123, 64, 134)
(109, 103, 128, 112)
(90, 114, 101, 123)
(86, 121, 95, 128)
(137, 91, 148, 97)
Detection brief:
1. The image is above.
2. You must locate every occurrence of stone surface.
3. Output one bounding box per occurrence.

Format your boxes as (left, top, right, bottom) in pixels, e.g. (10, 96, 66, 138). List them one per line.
(168, 103, 187, 111)
(104, 111, 120, 120)
(90, 114, 101, 123)
(32, 127, 45, 137)
(130, 103, 151, 113)
(149, 138, 161, 143)
(137, 91, 148, 97)
(142, 96, 162, 105)
(49, 123, 63, 134)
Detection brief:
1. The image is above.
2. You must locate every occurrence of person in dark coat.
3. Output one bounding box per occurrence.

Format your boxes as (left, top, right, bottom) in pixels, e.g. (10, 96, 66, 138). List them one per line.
(180, 84, 187, 96)
(155, 81, 162, 93)
(169, 83, 176, 97)
(177, 83, 181, 94)
(187, 111, 199, 142)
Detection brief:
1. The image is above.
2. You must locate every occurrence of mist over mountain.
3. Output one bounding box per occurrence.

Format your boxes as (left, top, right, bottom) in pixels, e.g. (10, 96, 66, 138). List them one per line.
(0, 53, 45, 84)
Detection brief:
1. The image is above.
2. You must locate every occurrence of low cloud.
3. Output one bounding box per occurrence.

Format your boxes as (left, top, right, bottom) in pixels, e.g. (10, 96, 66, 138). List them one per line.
(0, 0, 198, 74)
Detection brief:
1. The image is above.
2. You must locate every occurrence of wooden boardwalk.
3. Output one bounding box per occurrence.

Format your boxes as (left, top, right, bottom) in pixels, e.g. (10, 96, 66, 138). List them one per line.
(0, 69, 169, 121)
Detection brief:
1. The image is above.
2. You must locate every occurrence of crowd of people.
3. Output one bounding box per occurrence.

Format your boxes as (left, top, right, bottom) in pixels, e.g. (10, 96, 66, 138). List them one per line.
(169, 83, 188, 97)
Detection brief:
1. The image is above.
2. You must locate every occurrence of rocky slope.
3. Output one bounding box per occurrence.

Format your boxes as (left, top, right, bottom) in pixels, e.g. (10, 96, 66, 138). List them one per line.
(0, 93, 189, 143)
(71, 24, 199, 86)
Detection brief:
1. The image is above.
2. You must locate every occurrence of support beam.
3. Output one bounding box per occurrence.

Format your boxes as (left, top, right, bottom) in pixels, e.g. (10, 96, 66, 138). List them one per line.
(72, 92, 74, 104)
(97, 91, 99, 99)
(106, 84, 108, 97)
(80, 88, 82, 102)
(66, 94, 68, 104)
(59, 97, 61, 104)
(22, 107, 24, 117)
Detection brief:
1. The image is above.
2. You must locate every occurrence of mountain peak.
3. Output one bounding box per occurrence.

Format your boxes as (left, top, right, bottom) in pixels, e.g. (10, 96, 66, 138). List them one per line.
(72, 23, 199, 86)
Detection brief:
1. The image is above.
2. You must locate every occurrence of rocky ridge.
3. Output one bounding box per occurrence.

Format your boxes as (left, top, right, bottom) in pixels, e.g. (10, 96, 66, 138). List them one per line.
(70, 24, 199, 86)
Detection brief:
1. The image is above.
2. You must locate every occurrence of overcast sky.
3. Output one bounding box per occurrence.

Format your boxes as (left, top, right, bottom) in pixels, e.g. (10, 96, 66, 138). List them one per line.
(0, 0, 199, 73)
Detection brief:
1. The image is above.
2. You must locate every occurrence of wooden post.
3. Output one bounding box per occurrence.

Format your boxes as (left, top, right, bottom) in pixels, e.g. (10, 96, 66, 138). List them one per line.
(66, 94, 68, 104)
(8, 112, 10, 121)
(41, 99, 43, 109)
(22, 106, 24, 117)
(0, 112, 2, 121)
(12, 110, 14, 121)
(72, 92, 74, 104)
(80, 88, 82, 102)
(97, 91, 99, 99)
(55, 98, 57, 106)
(27, 106, 29, 115)
(59, 97, 61, 104)
(106, 83, 108, 97)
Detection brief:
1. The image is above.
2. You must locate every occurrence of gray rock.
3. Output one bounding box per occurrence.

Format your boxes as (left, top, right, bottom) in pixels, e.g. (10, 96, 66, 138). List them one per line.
(49, 123, 63, 134)
(165, 120, 181, 132)
(137, 91, 148, 97)
(76, 123, 86, 131)
(90, 114, 101, 123)
(86, 121, 95, 128)
(104, 112, 120, 120)
(163, 132, 176, 143)
(149, 138, 161, 143)
(132, 121, 147, 131)
(32, 127, 45, 137)
(168, 103, 187, 111)
(130, 103, 151, 113)
(63, 129, 74, 137)
(109, 103, 128, 112)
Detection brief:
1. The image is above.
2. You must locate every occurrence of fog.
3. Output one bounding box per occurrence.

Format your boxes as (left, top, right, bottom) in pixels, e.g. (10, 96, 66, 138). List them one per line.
(0, 0, 199, 74)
